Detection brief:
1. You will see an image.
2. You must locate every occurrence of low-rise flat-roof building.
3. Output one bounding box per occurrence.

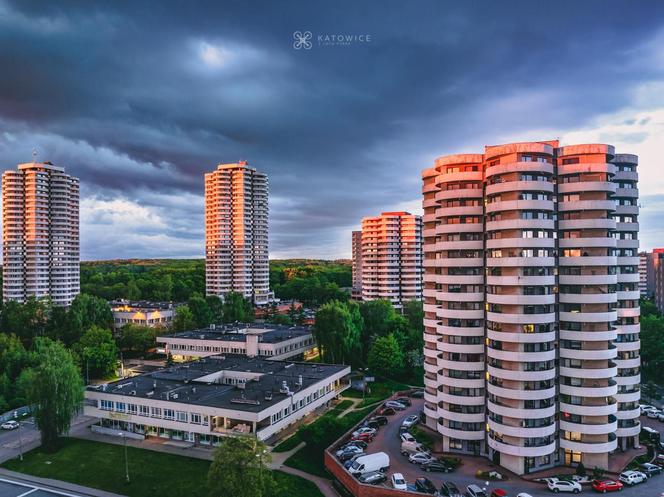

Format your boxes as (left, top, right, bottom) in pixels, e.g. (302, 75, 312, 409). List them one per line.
(111, 300, 177, 330)
(156, 324, 316, 361)
(84, 355, 350, 443)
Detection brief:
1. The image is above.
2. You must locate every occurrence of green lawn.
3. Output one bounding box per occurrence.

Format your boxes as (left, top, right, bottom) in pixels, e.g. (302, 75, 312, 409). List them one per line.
(2, 438, 322, 497)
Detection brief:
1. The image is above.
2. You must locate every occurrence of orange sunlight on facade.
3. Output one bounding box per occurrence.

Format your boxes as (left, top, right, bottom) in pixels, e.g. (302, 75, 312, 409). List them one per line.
(2, 161, 80, 306)
(357, 211, 422, 308)
(205, 162, 271, 305)
(422, 141, 640, 475)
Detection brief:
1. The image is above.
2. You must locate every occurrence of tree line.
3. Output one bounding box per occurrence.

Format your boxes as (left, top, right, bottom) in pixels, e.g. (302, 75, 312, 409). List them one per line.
(641, 298, 664, 386)
(313, 299, 424, 384)
(269, 260, 351, 307)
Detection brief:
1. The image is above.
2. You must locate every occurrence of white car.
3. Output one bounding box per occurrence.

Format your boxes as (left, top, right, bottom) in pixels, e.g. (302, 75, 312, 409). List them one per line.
(391, 472, 407, 490)
(400, 432, 416, 443)
(517, 494, 534, 497)
(384, 400, 407, 410)
(1, 420, 19, 430)
(647, 409, 663, 419)
(640, 404, 657, 414)
(657, 412, 664, 422)
(402, 415, 419, 428)
(351, 427, 377, 438)
(408, 452, 434, 465)
(547, 479, 582, 493)
(619, 470, 647, 486)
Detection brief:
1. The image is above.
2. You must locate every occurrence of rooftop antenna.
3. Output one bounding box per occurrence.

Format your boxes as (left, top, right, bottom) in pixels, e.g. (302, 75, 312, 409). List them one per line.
(32, 148, 38, 163)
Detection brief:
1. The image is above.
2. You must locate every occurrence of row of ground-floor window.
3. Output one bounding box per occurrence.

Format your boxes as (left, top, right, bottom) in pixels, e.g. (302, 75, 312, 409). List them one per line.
(99, 419, 232, 446)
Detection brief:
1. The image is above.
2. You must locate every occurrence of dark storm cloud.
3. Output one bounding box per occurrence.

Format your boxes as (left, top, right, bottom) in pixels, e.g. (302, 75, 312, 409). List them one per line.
(1, 0, 664, 259)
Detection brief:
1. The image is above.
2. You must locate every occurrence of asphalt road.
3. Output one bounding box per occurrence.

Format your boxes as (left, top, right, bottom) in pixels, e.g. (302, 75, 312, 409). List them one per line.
(348, 399, 664, 497)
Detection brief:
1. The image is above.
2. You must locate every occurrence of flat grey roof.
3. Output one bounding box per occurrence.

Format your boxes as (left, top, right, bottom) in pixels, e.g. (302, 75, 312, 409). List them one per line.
(159, 324, 312, 344)
(88, 354, 346, 414)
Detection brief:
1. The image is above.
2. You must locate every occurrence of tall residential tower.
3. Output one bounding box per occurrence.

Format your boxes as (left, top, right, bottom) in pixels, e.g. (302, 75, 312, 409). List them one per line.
(357, 211, 422, 308)
(422, 141, 640, 475)
(2, 161, 80, 306)
(205, 162, 271, 305)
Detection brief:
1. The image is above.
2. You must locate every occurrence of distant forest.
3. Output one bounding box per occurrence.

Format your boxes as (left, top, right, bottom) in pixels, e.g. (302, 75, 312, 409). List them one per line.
(74, 258, 351, 304)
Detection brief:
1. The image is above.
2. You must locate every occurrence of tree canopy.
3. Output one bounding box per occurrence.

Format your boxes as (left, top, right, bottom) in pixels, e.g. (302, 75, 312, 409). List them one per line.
(207, 437, 273, 497)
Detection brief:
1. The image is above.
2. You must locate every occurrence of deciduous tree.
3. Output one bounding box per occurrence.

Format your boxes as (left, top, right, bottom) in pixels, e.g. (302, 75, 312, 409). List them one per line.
(207, 437, 273, 497)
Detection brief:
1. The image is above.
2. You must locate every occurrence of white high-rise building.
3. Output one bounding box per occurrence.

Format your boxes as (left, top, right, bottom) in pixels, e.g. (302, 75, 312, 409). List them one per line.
(422, 141, 640, 475)
(205, 161, 271, 305)
(2, 161, 80, 306)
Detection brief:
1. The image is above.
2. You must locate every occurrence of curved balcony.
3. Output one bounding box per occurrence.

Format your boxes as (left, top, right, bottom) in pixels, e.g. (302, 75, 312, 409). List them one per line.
(488, 419, 556, 438)
(558, 274, 617, 286)
(615, 324, 639, 334)
(487, 330, 556, 344)
(486, 181, 554, 196)
(559, 293, 617, 305)
(487, 348, 555, 363)
(438, 292, 484, 302)
(559, 437, 617, 454)
(436, 205, 483, 217)
(558, 200, 616, 212)
(487, 294, 555, 306)
(423, 347, 439, 359)
(486, 219, 554, 231)
(615, 407, 641, 420)
(559, 383, 618, 398)
(615, 357, 640, 369)
(487, 237, 556, 249)
(435, 188, 484, 201)
(423, 402, 438, 420)
(434, 240, 484, 251)
(558, 237, 617, 249)
(487, 383, 555, 401)
(436, 223, 484, 234)
(488, 436, 556, 458)
(487, 275, 555, 286)
(559, 401, 617, 417)
(558, 219, 616, 230)
(558, 256, 618, 267)
(437, 359, 485, 371)
(423, 361, 438, 374)
(557, 162, 616, 176)
(437, 308, 484, 320)
(485, 161, 554, 177)
(434, 169, 483, 182)
(559, 365, 617, 380)
(488, 365, 555, 382)
(437, 391, 485, 406)
(485, 200, 554, 214)
(439, 377, 485, 389)
(435, 274, 484, 285)
(616, 290, 641, 301)
(615, 375, 641, 388)
(558, 181, 617, 194)
(559, 347, 617, 361)
(437, 342, 484, 354)
(437, 423, 485, 440)
(427, 257, 483, 268)
(437, 325, 485, 336)
(559, 418, 617, 435)
(616, 273, 640, 284)
(488, 400, 556, 419)
(438, 407, 485, 423)
(616, 424, 641, 438)
(615, 340, 640, 352)
(487, 256, 555, 267)
(487, 312, 556, 325)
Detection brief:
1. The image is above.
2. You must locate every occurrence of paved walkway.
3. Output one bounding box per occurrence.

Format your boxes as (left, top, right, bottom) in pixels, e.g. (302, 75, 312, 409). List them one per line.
(0, 468, 125, 497)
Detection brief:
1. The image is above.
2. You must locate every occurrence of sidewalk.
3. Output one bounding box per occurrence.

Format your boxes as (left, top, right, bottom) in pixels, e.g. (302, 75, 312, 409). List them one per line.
(0, 468, 126, 497)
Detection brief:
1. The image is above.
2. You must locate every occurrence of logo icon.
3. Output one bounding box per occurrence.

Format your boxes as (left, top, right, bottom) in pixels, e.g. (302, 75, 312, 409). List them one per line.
(293, 31, 313, 50)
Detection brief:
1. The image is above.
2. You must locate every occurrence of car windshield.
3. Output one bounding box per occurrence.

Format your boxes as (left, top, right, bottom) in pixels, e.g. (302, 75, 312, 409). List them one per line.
(351, 461, 361, 470)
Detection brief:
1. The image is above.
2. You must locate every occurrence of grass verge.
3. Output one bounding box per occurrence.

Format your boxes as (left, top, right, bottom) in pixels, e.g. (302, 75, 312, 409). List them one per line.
(2, 437, 322, 497)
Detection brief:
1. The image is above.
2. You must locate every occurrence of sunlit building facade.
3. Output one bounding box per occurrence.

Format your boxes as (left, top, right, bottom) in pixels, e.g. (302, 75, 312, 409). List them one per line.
(359, 211, 422, 308)
(2, 161, 79, 306)
(205, 162, 271, 305)
(422, 141, 640, 475)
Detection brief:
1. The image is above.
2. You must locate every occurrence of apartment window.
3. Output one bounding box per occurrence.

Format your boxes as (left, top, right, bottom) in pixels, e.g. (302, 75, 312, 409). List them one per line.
(151, 407, 162, 418)
(127, 404, 138, 415)
(115, 402, 126, 412)
(562, 158, 579, 165)
(449, 438, 463, 450)
(176, 411, 188, 423)
(139, 405, 150, 417)
(100, 400, 113, 411)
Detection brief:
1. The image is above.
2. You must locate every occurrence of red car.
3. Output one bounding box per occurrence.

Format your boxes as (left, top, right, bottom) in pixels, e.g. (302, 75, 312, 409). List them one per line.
(350, 432, 374, 443)
(591, 479, 623, 493)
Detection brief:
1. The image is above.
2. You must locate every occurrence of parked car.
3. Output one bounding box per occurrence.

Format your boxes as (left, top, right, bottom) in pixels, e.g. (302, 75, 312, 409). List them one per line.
(401, 440, 430, 456)
(647, 409, 663, 419)
(619, 471, 647, 486)
(348, 452, 390, 476)
(657, 412, 664, 422)
(341, 440, 367, 450)
(336, 445, 363, 458)
(343, 454, 362, 469)
(421, 460, 453, 473)
(467, 484, 488, 497)
(391, 472, 408, 491)
(415, 477, 437, 494)
(400, 432, 416, 443)
(642, 426, 661, 443)
(1, 420, 19, 430)
(379, 407, 396, 416)
(350, 433, 373, 443)
(591, 479, 623, 493)
(360, 420, 381, 431)
(547, 479, 582, 493)
(352, 427, 377, 438)
(395, 396, 412, 407)
(402, 414, 419, 428)
(338, 447, 364, 462)
(384, 400, 407, 410)
(408, 451, 435, 465)
(639, 462, 662, 476)
(440, 481, 463, 497)
(358, 471, 387, 485)
(490, 490, 507, 497)
(640, 404, 657, 414)
(369, 415, 389, 426)
(410, 389, 425, 398)
(516, 494, 534, 497)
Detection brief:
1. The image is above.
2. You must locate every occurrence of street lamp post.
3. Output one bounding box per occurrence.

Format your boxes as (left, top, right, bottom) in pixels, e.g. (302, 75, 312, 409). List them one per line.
(120, 432, 130, 483)
(17, 421, 23, 462)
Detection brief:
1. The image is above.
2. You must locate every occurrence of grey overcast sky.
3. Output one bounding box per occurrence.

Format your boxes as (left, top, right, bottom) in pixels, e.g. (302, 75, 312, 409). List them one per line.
(1, 0, 664, 260)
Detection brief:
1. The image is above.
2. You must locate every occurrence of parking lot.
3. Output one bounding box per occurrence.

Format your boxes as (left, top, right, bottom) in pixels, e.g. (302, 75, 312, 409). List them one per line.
(335, 398, 664, 497)
(0, 477, 86, 497)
